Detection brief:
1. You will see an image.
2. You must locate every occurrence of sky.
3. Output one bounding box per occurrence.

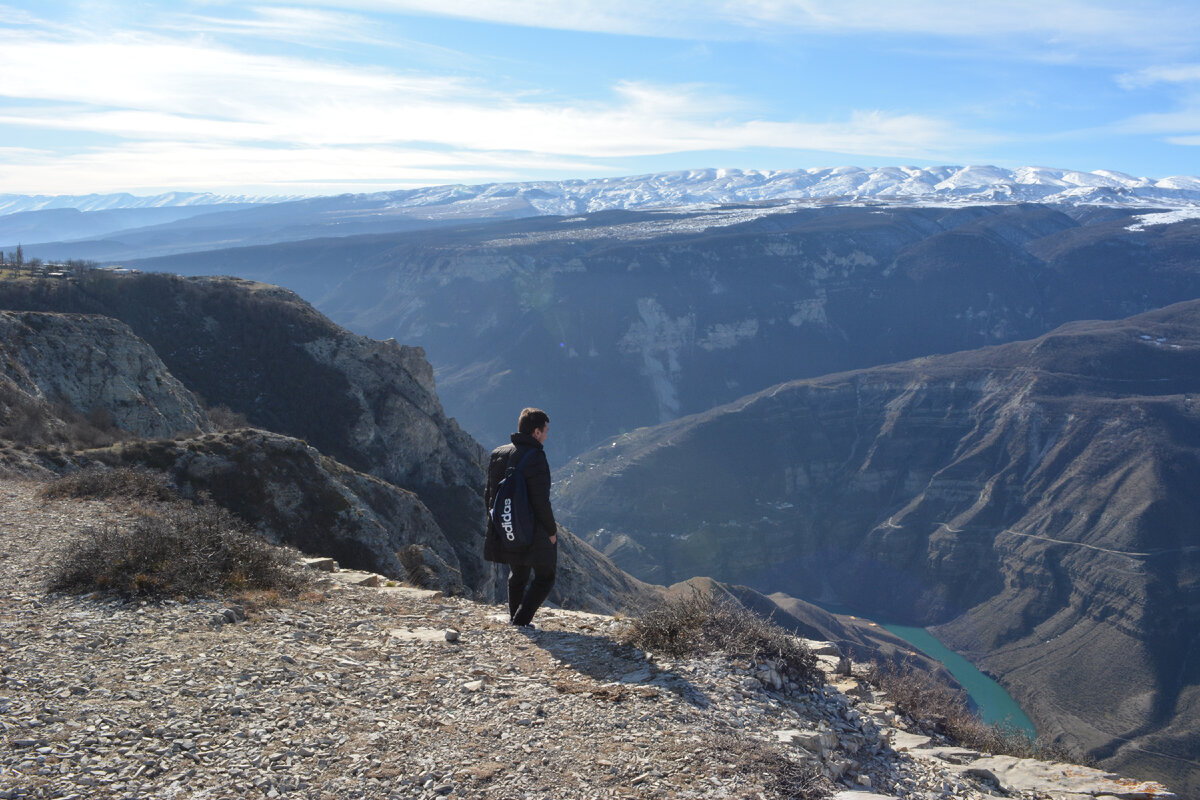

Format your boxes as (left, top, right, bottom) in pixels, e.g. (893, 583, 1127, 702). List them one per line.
(2, 1, 1200, 197)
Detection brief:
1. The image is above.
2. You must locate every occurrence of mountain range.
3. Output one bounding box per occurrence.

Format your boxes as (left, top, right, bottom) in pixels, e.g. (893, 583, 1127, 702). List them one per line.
(8, 166, 1200, 264)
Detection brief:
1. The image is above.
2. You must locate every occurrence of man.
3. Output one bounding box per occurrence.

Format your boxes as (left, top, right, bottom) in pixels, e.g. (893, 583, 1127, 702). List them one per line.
(484, 407, 557, 628)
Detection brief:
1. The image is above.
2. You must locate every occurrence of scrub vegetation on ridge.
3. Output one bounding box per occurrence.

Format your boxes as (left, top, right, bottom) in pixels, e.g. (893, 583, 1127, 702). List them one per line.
(44, 466, 311, 600)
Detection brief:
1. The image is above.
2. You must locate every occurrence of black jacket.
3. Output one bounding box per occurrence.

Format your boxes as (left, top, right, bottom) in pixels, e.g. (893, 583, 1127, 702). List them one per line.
(483, 432, 558, 567)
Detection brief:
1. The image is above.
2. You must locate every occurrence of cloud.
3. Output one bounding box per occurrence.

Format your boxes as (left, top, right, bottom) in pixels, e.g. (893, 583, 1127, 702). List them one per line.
(167, 5, 387, 45)
(0, 29, 458, 112)
(1116, 107, 1200, 137)
(0, 24, 980, 164)
(1114, 63, 1200, 144)
(308, 0, 1200, 52)
(0, 140, 615, 195)
(0, 3, 1023, 193)
(1118, 64, 1200, 89)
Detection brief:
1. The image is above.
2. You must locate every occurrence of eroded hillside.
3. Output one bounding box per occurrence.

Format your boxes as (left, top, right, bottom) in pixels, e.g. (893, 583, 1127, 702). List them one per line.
(555, 301, 1200, 794)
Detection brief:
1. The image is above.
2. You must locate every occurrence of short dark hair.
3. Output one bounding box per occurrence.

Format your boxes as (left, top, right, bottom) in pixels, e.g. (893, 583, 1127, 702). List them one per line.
(518, 407, 549, 436)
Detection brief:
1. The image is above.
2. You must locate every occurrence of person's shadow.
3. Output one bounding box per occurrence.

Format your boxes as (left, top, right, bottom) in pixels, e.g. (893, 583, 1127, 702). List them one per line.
(529, 628, 710, 708)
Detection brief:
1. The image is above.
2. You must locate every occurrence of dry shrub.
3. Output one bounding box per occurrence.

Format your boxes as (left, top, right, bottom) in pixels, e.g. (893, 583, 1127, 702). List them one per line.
(50, 501, 311, 600)
(866, 658, 968, 730)
(206, 403, 249, 431)
(0, 389, 48, 445)
(705, 732, 833, 800)
(399, 543, 438, 589)
(61, 406, 128, 449)
(38, 465, 178, 503)
(624, 589, 821, 691)
(866, 659, 1081, 763)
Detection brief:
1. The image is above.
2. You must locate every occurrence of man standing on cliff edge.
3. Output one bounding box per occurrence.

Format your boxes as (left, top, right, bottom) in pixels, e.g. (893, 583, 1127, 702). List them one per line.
(484, 407, 557, 628)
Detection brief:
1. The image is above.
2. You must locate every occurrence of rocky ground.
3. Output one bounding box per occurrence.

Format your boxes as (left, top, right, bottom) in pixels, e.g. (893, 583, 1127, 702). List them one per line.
(0, 478, 1174, 800)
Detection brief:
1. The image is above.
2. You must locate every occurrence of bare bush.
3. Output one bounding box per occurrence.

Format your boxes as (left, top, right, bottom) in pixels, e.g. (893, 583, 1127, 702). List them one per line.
(865, 659, 1081, 764)
(49, 501, 311, 599)
(707, 732, 833, 800)
(0, 382, 55, 445)
(54, 403, 128, 449)
(38, 465, 178, 503)
(0, 385, 128, 449)
(398, 544, 438, 589)
(206, 403, 249, 431)
(624, 589, 822, 691)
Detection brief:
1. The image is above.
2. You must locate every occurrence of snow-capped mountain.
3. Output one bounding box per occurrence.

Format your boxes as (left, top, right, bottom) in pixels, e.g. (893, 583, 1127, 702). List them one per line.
(10, 165, 1200, 264)
(5, 166, 1200, 219)
(368, 165, 1200, 218)
(0, 191, 289, 215)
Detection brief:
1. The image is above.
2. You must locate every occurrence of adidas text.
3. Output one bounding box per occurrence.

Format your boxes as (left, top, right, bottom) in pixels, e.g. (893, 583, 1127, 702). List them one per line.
(501, 498, 515, 541)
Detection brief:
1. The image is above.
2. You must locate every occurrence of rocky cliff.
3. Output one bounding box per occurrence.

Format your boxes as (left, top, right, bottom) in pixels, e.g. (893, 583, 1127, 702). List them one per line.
(69, 429, 468, 595)
(0, 310, 209, 442)
(0, 476, 1177, 799)
(554, 301, 1200, 794)
(0, 273, 489, 590)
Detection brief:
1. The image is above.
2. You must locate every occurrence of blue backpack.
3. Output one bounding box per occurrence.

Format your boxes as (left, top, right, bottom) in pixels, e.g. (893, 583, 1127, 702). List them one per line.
(490, 448, 537, 551)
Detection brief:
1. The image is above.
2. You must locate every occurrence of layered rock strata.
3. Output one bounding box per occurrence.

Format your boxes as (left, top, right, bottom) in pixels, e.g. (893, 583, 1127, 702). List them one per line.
(135, 205, 1200, 463)
(556, 301, 1200, 793)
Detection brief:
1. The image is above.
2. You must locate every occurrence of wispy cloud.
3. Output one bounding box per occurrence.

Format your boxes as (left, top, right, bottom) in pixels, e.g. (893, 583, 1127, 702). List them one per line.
(1114, 63, 1200, 146)
(0, 140, 615, 194)
(0, 21, 984, 193)
(150, 6, 390, 52)
(1118, 63, 1200, 89)
(1, 1, 1194, 194)
(315, 0, 1200, 53)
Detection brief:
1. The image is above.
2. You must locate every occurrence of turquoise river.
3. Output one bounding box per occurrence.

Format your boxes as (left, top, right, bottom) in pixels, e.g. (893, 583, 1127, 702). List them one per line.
(813, 602, 1036, 736)
(879, 623, 1036, 736)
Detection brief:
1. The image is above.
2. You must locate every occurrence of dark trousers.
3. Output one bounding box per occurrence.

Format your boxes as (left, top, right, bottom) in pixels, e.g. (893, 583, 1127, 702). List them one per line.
(508, 564, 556, 625)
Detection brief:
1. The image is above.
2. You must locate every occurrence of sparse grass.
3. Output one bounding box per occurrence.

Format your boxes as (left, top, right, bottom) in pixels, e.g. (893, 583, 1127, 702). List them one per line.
(49, 500, 311, 600)
(37, 465, 178, 503)
(865, 659, 1081, 764)
(623, 589, 822, 691)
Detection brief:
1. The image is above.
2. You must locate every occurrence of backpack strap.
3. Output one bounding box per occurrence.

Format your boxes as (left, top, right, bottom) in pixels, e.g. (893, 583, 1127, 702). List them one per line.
(507, 446, 538, 473)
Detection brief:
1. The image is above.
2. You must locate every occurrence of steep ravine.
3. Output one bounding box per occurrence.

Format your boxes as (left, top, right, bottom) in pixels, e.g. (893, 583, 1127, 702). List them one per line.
(555, 302, 1200, 794)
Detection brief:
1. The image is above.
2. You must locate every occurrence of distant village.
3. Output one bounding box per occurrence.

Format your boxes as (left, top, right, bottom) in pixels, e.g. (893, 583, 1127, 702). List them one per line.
(0, 246, 136, 279)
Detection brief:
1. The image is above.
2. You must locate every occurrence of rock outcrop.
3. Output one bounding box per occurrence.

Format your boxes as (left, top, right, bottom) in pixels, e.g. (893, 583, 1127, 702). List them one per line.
(0, 310, 209, 441)
(71, 429, 468, 595)
(0, 273, 488, 591)
(555, 300, 1200, 794)
(0, 275, 655, 617)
